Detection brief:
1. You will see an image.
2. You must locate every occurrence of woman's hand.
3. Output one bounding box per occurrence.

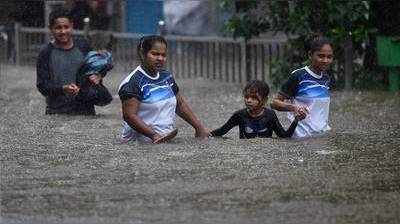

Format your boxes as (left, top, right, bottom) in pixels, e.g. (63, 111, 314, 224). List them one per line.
(195, 127, 211, 139)
(123, 98, 161, 142)
(151, 133, 163, 144)
(152, 129, 178, 144)
(175, 93, 209, 140)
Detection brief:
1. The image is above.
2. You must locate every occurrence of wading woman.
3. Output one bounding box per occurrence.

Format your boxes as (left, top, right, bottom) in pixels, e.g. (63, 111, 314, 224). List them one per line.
(118, 35, 209, 143)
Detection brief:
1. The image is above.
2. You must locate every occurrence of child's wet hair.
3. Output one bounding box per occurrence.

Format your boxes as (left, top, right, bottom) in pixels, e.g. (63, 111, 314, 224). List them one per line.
(137, 35, 167, 62)
(49, 8, 71, 28)
(243, 80, 270, 101)
(307, 35, 332, 53)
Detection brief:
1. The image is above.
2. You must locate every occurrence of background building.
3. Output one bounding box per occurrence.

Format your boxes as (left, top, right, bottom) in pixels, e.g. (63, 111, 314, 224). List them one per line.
(0, 0, 225, 36)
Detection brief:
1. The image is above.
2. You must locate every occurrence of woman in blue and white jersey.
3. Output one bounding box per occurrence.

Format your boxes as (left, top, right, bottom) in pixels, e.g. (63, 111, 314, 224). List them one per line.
(118, 35, 210, 143)
(271, 36, 334, 138)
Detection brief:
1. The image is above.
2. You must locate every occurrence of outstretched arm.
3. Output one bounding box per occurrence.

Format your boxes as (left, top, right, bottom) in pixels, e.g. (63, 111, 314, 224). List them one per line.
(271, 93, 308, 117)
(175, 93, 209, 138)
(210, 114, 239, 137)
(272, 116, 298, 138)
(271, 93, 295, 111)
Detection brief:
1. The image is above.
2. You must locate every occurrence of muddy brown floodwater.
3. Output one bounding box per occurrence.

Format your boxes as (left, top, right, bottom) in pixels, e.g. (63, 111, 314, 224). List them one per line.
(1, 65, 400, 224)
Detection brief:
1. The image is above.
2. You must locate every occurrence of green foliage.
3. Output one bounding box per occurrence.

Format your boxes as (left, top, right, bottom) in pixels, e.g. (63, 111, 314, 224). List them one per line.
(223, 13, 269, 40)
(220, 0, 382, 90)
(219, 0, 270, 40)
(270, 38, 309, 89)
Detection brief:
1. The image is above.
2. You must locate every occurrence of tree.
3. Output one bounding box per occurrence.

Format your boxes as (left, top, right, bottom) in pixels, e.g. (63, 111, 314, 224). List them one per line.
(220, 0, 379, 90)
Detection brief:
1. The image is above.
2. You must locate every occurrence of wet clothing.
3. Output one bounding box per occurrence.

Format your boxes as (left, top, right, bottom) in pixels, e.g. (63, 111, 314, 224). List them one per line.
(76, 50, 113, 85)
(36, 39, 112, 115)
(118, 66, 179, 142)
(279, 66, 331, 138)
(211, 108, 298, 139)
(75, 50, 113, 107)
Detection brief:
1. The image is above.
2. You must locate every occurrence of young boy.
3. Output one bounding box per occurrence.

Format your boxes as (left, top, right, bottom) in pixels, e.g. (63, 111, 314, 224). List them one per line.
(36, 8, 112, 115)
(211, 80, 305, 139)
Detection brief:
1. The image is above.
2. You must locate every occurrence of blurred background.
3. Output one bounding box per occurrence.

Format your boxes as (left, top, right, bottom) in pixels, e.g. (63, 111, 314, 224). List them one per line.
(0, 0, 399, 92)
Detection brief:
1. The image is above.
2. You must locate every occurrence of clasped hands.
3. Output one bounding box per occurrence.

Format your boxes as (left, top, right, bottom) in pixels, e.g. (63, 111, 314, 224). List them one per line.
(294, 106, 308, 121)
(63, 74, 102, 96)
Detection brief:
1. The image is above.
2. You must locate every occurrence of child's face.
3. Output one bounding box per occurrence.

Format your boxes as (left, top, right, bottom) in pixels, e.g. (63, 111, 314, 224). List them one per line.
(143, 41, 167, 73)
(50, 17, 73, 46)
(309, 44, 333, 73)
(244, 92, 265, 111)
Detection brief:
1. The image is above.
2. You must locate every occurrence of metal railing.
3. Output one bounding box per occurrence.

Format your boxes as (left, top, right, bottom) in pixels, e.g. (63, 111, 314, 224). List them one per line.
(0, 25, 8, 64)
(13, 24, 287, 85)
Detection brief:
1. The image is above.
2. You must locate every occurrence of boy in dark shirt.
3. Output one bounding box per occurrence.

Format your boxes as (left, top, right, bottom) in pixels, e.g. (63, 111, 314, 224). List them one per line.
(36, 8, 112, 115)
(211, 80, 305, 139)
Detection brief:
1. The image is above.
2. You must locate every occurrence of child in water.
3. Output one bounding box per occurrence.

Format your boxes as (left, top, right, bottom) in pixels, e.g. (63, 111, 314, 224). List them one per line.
(75, 32, 113, 106)
(211, 80, 305, 139)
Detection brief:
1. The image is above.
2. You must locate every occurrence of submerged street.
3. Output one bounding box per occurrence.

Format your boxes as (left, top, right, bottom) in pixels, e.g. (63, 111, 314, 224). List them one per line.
(1, 65, 399, 224)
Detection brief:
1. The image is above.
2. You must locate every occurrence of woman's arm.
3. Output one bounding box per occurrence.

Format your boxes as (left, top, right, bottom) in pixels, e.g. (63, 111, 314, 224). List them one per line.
(122, 97, 162, 142)
(175, 93, 209, 138)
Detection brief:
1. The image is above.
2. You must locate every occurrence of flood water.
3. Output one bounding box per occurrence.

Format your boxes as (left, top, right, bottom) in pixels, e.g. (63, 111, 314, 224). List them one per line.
(1, 65, 399, 223)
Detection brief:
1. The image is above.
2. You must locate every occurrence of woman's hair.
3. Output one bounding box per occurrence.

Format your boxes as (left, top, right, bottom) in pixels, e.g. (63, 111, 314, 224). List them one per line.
(49, 8, 72, 28)
(243, 80, 270, 101)
(137, 35, 168, 62)
(307, 35, 332, 54)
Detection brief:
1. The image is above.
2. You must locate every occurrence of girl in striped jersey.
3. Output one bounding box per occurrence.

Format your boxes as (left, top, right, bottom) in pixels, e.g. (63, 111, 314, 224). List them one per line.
(271, 36, 334, 138)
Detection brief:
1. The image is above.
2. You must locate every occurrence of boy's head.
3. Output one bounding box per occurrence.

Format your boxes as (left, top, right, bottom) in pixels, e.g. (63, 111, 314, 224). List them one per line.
(49, 8, 72, 29)
(243, 80, 270, 104)
(49, 8, 73, 47)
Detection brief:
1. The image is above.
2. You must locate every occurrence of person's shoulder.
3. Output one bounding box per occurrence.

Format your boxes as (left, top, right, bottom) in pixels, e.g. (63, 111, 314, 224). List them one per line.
(159, 69, 173, 78)
(321, 72, 331, 81)
(126, 67, 144, 81)
(37, 43, 54, 60)
(38, 42, 53, 54)
(234, 108, 248, 116)
(119, 66, 144, 89)
(73, 37, 91, 53)
(73, 37, 90, 46)
(264, 107, 277, 117)
(290, 66, 308, 77)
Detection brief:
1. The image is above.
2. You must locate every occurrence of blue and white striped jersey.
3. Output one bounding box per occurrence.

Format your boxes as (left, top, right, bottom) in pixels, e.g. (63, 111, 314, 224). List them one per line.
(279, 66, 331, 138)
(118, 66, 179, 142)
